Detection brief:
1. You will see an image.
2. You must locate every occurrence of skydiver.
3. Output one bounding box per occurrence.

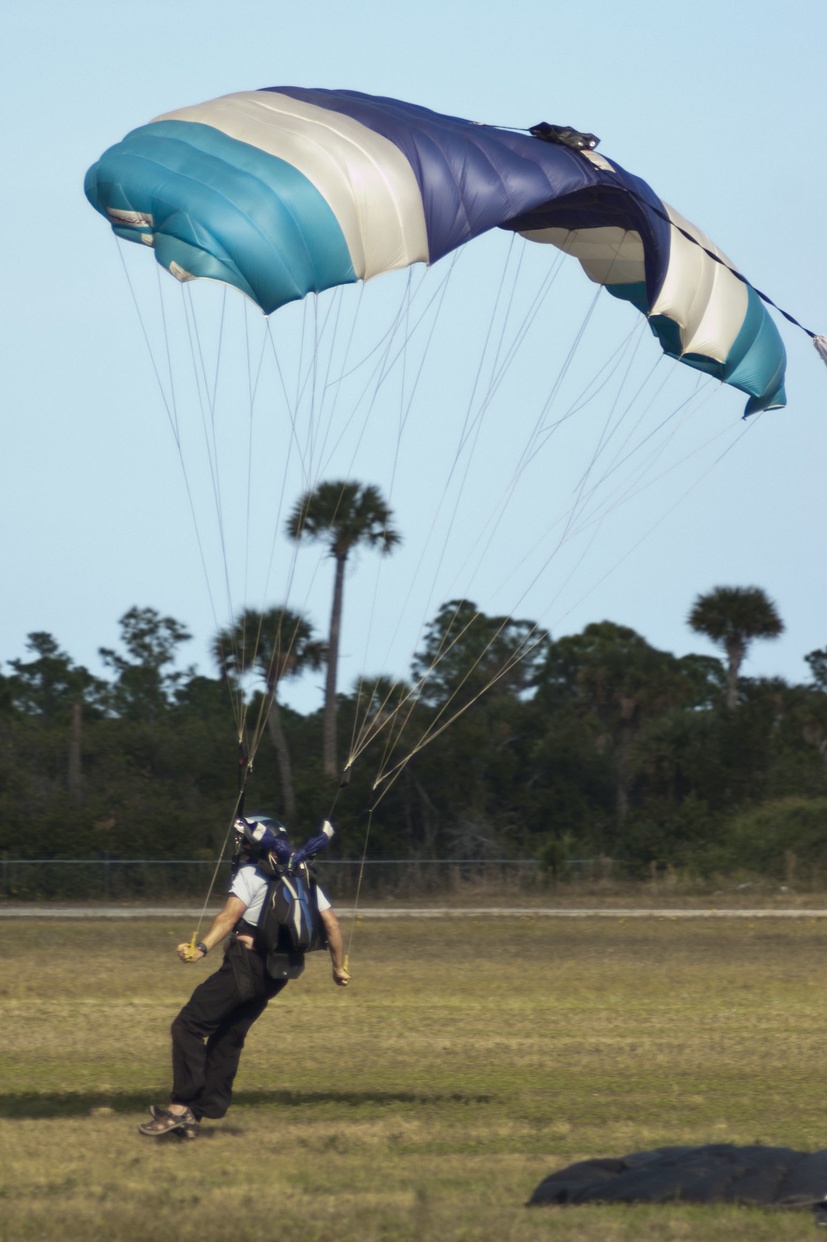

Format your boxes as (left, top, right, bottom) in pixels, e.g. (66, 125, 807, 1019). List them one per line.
(138, 815, 350, 1140)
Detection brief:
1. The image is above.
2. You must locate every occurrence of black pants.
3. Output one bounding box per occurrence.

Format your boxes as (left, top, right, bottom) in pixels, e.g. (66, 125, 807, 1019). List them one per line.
(170, 940, 287, 1119)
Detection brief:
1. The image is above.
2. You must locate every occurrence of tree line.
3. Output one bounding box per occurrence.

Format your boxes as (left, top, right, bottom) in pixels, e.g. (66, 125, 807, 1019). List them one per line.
(3, 479, 827, 888)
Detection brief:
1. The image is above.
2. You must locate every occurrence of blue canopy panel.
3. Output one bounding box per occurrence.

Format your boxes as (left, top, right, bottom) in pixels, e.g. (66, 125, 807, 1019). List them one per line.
(84, 120, 357, 311)
(270, 88, 613, 263)
(507, 192, 786, 415)
(84, 88, 787, 415)
(650, 280, 787, 415)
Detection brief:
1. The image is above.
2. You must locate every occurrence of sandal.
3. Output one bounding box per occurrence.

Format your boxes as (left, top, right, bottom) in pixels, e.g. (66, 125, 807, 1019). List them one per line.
(150, 1103, 201, 1140)
(138, 1105, 199, 1138)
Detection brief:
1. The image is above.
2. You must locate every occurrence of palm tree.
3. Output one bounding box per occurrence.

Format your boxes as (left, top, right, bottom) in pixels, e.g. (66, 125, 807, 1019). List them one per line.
(687, 586, 784, 710)
(286, 481, 401, 776)
(212, 607, 326, 819)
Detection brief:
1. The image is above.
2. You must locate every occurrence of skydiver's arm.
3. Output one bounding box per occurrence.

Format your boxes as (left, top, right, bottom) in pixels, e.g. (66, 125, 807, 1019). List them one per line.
(176, 894, 248, 962)
(319, 906, 351, 986)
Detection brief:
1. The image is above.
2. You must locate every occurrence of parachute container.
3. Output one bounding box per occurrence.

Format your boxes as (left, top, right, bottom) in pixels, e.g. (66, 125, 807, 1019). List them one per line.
(85, 87, 786, 415)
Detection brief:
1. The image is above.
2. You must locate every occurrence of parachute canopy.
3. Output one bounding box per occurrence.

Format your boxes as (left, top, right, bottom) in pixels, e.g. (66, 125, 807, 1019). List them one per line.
(85, 87, 786, 415)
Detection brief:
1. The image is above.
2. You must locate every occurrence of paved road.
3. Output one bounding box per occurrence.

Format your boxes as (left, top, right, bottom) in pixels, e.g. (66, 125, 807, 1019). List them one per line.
(2, 904, 827, 919)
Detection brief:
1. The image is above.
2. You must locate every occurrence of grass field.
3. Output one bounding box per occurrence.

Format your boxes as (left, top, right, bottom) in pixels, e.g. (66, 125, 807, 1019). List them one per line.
(1, 912, 826, 1240)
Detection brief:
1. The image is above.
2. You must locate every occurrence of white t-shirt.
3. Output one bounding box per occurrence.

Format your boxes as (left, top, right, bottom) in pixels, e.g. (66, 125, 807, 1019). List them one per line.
(230, 863, 331, 927)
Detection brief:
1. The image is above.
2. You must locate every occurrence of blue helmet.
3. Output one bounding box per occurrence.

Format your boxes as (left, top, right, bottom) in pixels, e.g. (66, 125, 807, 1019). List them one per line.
(234, 814, 291, 864)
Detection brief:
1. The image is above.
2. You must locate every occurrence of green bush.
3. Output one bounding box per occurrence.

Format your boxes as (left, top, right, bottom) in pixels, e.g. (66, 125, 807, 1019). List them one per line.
(710, 796, 827, 881)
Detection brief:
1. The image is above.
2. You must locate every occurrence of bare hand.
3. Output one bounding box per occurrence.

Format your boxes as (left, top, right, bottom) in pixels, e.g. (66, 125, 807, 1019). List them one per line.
(333, 965, 351, 987)
(177, 942, 204, 963)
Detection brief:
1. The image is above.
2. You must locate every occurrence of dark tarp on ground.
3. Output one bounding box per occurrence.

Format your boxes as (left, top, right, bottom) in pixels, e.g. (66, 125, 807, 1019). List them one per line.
(529, 1144, 827, 1215)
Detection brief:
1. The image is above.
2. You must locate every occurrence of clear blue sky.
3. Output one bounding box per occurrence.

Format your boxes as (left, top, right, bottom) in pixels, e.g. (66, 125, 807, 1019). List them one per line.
(4, 0, 826, 712)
